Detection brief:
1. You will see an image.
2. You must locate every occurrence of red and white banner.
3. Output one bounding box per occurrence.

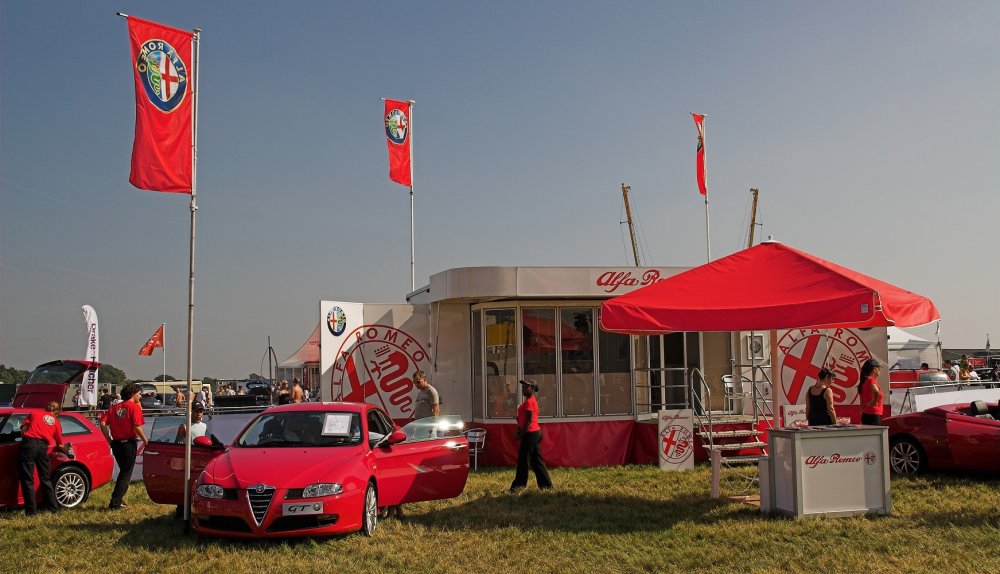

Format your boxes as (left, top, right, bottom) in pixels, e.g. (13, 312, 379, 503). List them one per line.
(81, 306, 99, 406)
(384, 99, 412, 187)
(691, 113, 707, 196)
(139, 324, 164, 356)
(127, 16, 194, 193)
(775, 328, 888, 421)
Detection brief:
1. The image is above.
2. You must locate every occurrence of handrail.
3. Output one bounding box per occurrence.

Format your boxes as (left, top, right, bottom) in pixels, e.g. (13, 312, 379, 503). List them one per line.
(690, 367, 712, 452)
(749, 364, 774, 427)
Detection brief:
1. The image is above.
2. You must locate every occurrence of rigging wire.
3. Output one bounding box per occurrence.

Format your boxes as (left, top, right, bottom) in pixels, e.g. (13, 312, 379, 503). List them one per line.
(630, 188, 654, 265)
(618, 202, 633, 265)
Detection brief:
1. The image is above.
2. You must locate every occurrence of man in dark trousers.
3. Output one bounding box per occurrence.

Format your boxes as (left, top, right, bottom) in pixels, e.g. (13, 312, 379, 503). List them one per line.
(18, 401, 71, 515)
(509, 379, 552, 492)
(99, 383, 148, 510)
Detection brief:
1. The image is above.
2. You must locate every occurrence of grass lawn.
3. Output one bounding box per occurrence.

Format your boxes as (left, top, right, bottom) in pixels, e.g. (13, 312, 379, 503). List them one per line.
(2, 465, 999, 574)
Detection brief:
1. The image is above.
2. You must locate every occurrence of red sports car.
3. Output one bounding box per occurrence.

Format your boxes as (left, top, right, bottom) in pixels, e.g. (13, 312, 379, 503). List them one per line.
(142, 402, 469, 537)
(0, 408, 115, 509)
(887, 400, 1000, 475)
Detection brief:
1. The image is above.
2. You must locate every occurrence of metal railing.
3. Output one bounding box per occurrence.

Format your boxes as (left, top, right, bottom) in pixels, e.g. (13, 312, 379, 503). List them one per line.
(690, 367, 713, 451)
(633, 366, 691, 417)
(893, 381, 1000, 415)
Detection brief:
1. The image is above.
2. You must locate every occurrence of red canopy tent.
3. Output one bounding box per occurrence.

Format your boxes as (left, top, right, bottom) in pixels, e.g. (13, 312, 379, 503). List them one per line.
(600, 241, 939, 333)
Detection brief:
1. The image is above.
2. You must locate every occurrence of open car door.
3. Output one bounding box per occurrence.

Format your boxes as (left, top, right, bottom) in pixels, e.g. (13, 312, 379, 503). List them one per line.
(142, 415, 225, 505)
(370, 412, 469, 506)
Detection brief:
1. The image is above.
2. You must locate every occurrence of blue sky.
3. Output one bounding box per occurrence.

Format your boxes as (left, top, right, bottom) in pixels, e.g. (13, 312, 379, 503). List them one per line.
(2, 1, 998, 379)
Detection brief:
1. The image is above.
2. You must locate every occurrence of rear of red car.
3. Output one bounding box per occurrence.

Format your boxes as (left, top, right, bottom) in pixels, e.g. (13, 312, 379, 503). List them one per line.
(12, 360, 100, 409)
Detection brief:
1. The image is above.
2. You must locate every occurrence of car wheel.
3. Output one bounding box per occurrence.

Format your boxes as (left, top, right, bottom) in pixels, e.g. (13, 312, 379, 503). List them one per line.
(53, 466, 91, 508)
(889, 438, 925, 475)
(360, 483, 377, 537)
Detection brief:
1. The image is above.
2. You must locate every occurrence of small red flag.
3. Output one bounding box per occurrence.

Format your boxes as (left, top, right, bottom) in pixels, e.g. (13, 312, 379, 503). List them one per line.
(691, 113, 707, 196)
(139, 324, 164, 356)
(127, 16, 195, 193)
(384, 99, 412, 187)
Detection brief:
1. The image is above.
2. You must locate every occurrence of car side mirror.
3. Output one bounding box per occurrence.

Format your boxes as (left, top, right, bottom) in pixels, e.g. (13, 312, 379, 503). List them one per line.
(385, 430, 407, 446)
(193, 436, 213, 448)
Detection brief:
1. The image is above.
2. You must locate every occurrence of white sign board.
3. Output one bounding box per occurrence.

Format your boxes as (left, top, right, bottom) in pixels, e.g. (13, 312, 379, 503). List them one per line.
(657, 409, 695, 472)
(782, 404, 807, 427)
(319, 301, 431, 420)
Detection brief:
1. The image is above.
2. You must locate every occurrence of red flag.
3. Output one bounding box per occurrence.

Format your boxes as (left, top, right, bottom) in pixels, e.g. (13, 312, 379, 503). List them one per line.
(384, 99, 412, 187)
(139, 324, 164, 356)
(127, 17, 194, 193)
(691, 113, 707, 196)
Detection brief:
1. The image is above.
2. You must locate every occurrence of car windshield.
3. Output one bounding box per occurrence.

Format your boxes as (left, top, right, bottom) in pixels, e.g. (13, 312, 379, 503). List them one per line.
(236, 411, 361, 448)
(25, 362, 87, 385)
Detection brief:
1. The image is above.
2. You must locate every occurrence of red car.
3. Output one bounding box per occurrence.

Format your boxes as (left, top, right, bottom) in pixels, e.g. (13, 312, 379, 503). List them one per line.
(0, 408, 115, 509)
(887, 400, 1000, 475)
(142, 402, 469, 537)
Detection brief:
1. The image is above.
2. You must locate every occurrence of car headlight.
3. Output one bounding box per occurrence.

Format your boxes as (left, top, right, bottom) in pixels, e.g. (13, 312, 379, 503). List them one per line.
(196, 484, 225, 499)
(302, 483, 343, 498)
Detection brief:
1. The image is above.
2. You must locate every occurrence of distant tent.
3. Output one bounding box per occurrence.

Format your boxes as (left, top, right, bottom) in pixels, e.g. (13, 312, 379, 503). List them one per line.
(888, 326, 938, 369)
(277, 324, 320, 369)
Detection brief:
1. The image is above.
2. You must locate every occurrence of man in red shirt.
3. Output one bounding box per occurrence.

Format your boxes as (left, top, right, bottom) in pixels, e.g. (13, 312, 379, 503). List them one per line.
(509, 379, 552, 492)
(99, 383, 149, 510)
(18, 401, 71, 516)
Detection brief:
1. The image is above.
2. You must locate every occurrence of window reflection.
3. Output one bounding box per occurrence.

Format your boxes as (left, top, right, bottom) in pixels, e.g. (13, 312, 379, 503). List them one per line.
(485, 309, 518, 418)
(523, 308, 557, 417)
(561, 308, 595, 416)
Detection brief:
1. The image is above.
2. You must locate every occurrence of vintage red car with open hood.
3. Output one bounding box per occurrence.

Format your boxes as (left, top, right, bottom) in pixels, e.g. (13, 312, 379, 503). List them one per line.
(887, 400, 1000, 475)
(142, 402, 469, 537)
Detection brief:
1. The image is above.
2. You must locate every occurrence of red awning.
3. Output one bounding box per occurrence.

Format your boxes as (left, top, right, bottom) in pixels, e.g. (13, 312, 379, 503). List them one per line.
(600, 241, 939, 333)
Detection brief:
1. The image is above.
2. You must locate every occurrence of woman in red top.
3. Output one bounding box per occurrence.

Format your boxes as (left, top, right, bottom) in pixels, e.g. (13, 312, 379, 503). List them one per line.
(509, 379, 552, 492)
(18, 401, 70, 516)
(858, 359, 884, 425)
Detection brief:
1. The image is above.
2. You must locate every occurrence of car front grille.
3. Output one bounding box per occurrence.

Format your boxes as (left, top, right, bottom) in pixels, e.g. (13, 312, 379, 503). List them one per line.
(246, 485, 275, 525)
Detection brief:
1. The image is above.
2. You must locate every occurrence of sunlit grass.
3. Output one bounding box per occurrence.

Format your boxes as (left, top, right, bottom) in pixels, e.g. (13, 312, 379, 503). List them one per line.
(2, 466, 999, 574)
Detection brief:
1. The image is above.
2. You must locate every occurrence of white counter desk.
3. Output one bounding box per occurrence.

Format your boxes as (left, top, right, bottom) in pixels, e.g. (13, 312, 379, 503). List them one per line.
(760, 425, 890, 518)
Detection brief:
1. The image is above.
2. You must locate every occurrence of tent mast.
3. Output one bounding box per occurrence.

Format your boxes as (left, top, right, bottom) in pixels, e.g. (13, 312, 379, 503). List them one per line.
(747, 188, 759, 248)
(622, 183, 641, 267)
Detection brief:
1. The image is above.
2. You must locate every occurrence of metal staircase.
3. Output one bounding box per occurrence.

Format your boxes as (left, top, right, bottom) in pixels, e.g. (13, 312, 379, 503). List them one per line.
(691, 366, 774, 466)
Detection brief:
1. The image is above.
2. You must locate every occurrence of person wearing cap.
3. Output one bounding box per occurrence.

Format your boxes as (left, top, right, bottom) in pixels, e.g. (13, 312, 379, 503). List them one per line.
(18, 401, 71, 516)
(858, 359, 883, 425)
(99, 383, 148, 510)
(175, 403, 208, 444)
(509, 379, 552, 492)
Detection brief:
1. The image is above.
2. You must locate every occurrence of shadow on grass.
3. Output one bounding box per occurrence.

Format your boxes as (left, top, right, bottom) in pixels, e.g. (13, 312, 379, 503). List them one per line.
(406, 490, 760, 534)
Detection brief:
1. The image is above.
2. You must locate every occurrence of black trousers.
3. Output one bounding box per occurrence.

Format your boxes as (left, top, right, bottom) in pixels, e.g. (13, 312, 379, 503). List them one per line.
(109, 439, 138, 508)
(510, 430, 552, 490)
(17, 438, 58, 515)
(861, 413, 882, 426)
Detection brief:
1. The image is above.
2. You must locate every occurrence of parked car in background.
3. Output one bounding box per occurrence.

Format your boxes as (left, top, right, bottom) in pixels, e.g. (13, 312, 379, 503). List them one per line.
(0, 408, 114, 509)
(889, 369, 952, 390)
(139, 384, 163, 410)
(887, 400, 1000, 475)
(142, 402, 469, 538)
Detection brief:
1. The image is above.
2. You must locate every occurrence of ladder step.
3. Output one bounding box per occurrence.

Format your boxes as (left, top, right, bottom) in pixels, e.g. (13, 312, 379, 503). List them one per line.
(707, 441, 766, 451)
(698, 429, 760, 439)
(721, 455, 765, 465)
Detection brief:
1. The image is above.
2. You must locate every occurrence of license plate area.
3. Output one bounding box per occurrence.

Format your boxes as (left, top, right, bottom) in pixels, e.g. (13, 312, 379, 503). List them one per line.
(282, 502, 323, 516)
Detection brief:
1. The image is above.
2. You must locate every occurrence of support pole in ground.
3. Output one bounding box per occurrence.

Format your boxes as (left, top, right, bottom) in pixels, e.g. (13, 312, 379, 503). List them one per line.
(711, 449, 722, 499)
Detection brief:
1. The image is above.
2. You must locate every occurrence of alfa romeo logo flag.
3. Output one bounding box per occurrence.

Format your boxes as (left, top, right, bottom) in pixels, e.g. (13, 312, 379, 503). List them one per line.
(127, 16, 194, 193)
(384, 99, 412, 187)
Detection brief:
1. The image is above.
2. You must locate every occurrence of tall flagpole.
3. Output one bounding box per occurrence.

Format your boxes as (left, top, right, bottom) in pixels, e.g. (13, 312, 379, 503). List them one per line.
(703, 116, 711, 263)
(162, 323, 166, 387)
(182, 26, 201, 526)
(409, 100, 415, 292)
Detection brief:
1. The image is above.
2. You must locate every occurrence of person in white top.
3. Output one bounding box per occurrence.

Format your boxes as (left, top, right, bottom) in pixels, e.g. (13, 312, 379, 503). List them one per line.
(176, 404, 208, 443)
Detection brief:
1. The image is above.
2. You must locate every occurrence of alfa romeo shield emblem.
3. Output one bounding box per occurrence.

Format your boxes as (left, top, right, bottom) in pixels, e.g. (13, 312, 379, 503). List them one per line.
(136, 38, 188, 113)
(385, 108, 408, 144)
(327, 306, 347, 336)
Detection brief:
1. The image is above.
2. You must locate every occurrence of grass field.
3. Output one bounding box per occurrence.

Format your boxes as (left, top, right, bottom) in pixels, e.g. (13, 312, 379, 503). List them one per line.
(2, 465, 999, 574)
